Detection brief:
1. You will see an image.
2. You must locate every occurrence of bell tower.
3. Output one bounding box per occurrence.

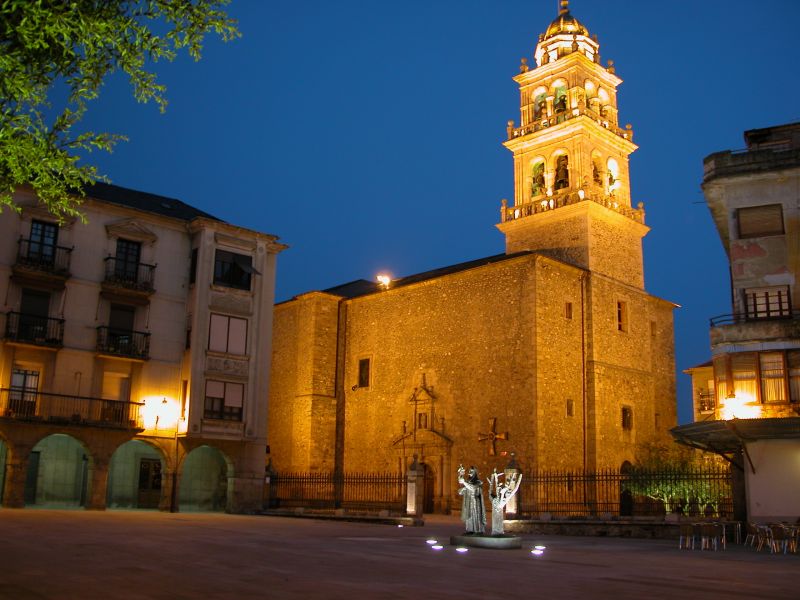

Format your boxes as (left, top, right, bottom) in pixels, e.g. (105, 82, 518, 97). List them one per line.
(497, 0, 648, 289)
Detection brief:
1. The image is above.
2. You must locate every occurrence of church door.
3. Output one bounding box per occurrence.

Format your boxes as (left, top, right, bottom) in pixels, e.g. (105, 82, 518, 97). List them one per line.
(421, 464, 435, 514)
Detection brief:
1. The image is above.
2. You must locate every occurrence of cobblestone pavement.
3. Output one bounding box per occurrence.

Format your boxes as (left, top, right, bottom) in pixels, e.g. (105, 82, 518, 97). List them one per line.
(1, 511, 798, 599)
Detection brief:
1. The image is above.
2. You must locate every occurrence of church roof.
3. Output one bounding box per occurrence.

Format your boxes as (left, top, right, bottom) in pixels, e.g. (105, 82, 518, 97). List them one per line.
(85, 182, 222, 222)
(320, 251, 534, 300)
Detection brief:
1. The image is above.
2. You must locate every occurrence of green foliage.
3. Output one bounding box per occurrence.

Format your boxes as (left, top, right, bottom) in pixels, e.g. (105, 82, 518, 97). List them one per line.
(625, 443, 728, 515)
(0, 0, 239, 219)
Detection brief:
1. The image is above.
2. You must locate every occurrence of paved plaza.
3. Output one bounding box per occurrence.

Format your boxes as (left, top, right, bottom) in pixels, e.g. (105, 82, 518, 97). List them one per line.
(1, 511, 798, 599)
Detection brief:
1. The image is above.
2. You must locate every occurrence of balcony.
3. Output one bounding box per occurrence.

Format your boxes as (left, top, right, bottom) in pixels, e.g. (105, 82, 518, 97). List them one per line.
(102, 257, 155, 296)
(96, 327, 150, 360)
(507, 105, 634, 143)
(4, 312, 64, 348)
(500, 188, 645, 225)
(0, 388, 143, 430)
(703, 146, 800, 184)
(12, 238, 72, 287)
(709, 311, 800, 347)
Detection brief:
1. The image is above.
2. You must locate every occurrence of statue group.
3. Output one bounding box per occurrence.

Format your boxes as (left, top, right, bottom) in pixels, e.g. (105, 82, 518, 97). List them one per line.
(457, 465, 521, 536)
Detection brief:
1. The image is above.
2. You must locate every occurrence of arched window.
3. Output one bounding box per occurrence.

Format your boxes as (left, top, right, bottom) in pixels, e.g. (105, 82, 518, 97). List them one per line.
(530, 160, 545, 198)
(607, 158, 620, 193)
(532, 87, 547, 120)
(584, 79, 596, 99)
(552, 79, 568, 114)
(592, 156, 603, 186)
(554, 154, 569, 191)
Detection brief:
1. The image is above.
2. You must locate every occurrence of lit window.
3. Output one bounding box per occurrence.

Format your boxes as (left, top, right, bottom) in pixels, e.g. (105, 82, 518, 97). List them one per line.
(759, 353, 786, 403)
(209, 313, 247, 355)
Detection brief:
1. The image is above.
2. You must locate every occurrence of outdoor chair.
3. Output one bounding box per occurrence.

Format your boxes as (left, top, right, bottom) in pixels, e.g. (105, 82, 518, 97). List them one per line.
(770, 525, 790, 554)
(755, 525, 773, 552)
(678, 523, 695, 550)
(700, 523, 722, 551)
(744, 522, 758, 547)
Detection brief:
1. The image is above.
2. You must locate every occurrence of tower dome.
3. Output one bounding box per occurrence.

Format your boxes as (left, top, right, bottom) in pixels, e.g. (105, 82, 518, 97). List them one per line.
(543, 0, 589, 40)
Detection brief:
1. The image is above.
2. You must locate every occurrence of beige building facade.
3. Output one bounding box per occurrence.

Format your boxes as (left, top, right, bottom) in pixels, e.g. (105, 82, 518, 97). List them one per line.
(268, 3, 677, 513)
(0, 183, 284, 512)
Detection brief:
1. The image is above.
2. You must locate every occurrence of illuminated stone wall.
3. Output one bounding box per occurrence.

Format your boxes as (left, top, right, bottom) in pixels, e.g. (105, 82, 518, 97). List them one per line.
(268, 252, 677, 511)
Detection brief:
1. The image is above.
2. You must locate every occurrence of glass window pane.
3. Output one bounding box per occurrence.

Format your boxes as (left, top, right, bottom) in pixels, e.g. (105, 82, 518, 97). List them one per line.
(227, 317, 247, 355)
(209, 314, 229, 352)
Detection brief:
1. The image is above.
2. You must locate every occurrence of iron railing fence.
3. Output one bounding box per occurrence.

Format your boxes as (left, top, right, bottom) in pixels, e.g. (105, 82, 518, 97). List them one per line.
(103, 257, 156, 292)
(16, 238, 72, 275)
(4, 312, 64, 346)
(517, 467, 733, 519)
(96, 327, 151, 360)
(267, 471, 407, 512)
(0, 388, 144, 429)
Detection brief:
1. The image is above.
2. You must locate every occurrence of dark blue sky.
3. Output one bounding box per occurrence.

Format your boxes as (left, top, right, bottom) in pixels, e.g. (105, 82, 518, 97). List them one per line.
(77, 0, 800, 423)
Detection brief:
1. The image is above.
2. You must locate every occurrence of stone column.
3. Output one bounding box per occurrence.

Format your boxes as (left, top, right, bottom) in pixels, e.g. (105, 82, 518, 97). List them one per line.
(406, 455, 424, 517)
(504, 453, 521, 519)
(2, 451, 30, 508)
(85, 458, 109, 510)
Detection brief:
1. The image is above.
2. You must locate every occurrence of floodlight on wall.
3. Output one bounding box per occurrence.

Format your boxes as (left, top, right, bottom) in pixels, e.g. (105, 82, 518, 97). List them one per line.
(376, 274, 392, 289)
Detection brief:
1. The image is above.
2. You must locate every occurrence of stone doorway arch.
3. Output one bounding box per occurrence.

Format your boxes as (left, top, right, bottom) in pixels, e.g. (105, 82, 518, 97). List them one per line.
(26, 433, 91, 508)
(107, 440, 166, 509)
(178, 445, 232, 512)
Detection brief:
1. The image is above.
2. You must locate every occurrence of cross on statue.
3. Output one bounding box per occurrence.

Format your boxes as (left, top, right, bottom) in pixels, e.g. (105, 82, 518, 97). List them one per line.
(478, 417, 508, 456)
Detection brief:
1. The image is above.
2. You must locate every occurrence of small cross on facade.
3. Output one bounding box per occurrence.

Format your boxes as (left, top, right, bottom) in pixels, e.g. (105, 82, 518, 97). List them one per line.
(478, 417, 508, 456)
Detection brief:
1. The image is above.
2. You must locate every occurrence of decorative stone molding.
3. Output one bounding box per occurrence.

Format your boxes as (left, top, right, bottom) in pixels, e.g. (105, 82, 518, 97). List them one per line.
(215, 232, 256, 252)
(105, 219, 158, 244)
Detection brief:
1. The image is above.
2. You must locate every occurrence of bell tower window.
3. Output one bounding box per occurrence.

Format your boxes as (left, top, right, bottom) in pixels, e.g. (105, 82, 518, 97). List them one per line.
(554, 155, 570, 190)
(530, 160, 545, 198)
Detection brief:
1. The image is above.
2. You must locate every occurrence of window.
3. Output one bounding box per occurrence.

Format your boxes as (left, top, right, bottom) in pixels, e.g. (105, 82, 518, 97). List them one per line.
(566, 399, 574, 417)
(565, 302, 573, 320)
(214, 249, 254, 290)
(554, 154, 569, 190)
(9, 368, 39, 416)
(744, 286, 791, 319)
(789, 351, 800, 403)
(731, 353, 758, 402)
(180, 380, 188, 420)
(621, 406, 633, 430)
(650, 320, 657, 337)
(417, 412, 428, 429)
(29, 219, 58, 261)
(759, 352, 786, 403)
(737, 204, 784, 238)
(358, 358, 371, 389)
(616, 301, 628, 332)
(204, 380, 243, 421)
(189, 248, 198, 284)
(115, 238, 141, 283)
(209, 313, 247, 355)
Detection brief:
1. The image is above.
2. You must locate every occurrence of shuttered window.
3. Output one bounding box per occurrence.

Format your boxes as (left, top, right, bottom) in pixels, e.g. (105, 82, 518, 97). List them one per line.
(737, 204, 784, 238)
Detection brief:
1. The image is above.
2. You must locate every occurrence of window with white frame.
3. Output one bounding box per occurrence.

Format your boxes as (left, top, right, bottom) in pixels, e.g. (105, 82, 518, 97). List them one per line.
(204, 380, 244, 421)
(208, 313, 247, 355)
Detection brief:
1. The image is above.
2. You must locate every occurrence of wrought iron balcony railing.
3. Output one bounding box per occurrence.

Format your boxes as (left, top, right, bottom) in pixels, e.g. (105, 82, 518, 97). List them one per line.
(103, 257, 156, 293)
(15, 238, 72, 276)
(96, 326, 150, 360)
(0, 388, 143, 429)
(4, 312, 64, 346)
(709, 309, 794, 327)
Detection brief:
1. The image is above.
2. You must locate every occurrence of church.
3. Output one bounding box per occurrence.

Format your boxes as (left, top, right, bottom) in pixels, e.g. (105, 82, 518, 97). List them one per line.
(267, 1, 677, 513)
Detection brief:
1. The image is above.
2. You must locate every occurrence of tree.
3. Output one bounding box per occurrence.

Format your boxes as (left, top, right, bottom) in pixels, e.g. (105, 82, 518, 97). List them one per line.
(625, 442, 728, 516)
(0, 0, 239, 219)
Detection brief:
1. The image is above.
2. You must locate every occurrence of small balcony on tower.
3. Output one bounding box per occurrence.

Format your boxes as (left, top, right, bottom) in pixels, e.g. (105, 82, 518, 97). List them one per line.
(500, 187, 645, 225)
(12, 237, 73, 288)
(507, 103, 633, 143)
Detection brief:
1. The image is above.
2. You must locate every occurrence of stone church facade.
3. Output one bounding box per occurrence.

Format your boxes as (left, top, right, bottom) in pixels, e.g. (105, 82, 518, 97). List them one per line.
(268, 2, 677, 513)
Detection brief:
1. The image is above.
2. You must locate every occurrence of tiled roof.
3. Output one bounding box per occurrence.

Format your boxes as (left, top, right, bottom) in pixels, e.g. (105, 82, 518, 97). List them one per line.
(86, 182, 221, 222)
